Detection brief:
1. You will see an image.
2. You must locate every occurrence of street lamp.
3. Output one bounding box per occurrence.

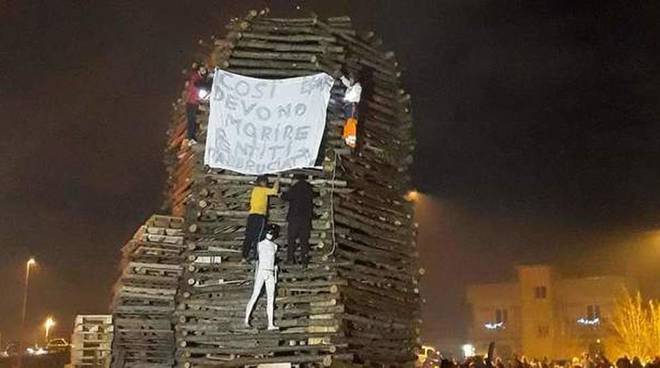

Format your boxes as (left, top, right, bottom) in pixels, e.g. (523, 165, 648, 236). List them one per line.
(405, 190, 420, 202)
(44, 317, 55, 343)
(462, 343, 476, 358)
(18, 258, 36, 368)
(21, 258, 36, 326)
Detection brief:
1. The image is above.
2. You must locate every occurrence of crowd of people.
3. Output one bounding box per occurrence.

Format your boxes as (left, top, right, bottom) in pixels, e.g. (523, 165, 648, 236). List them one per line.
(425, 354, 660, 368)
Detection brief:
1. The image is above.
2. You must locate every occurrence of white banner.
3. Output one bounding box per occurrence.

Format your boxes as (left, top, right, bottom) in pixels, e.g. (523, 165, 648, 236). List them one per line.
(204, 69, 334, 175)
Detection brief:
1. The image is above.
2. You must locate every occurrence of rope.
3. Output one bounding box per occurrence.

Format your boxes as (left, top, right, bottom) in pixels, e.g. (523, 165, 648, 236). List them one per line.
(327, 152, 339, 257)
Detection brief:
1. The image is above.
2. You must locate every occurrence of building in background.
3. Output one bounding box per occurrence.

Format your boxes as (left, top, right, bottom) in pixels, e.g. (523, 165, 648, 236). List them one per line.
(70, 315, 113, 368)
(466, 265, 634, 359)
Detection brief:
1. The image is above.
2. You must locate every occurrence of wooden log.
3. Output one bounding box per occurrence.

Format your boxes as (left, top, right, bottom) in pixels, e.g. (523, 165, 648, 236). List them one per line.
(255, 17, 319, 25)
(224, 58, 320, 71)
(224, 67, 317, 78)
(234, 39, 341, 53)
(182, 352, 346, 367)
(237, 31, 334, 43)
(229, 50, 318, 62)
(247, 23, 319, 35)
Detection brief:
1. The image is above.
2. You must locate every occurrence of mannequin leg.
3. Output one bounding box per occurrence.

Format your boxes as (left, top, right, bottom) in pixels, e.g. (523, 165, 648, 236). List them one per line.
(265, 273, 277, 330)
(244, 270, 266, 326)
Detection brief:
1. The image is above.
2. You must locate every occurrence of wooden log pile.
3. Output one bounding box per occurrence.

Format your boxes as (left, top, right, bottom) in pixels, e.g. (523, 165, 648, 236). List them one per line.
(160, 9, 420, 368)
(110, 215, 185, 368)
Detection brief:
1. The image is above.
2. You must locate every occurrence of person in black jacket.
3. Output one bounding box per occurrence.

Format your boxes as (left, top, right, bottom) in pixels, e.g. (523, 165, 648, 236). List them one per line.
(616, 356, 631, 368)
(280, 174, 314, 265)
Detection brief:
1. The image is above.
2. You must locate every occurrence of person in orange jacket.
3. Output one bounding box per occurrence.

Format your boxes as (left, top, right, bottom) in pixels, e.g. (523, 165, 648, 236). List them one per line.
(340, 72, 362, 148)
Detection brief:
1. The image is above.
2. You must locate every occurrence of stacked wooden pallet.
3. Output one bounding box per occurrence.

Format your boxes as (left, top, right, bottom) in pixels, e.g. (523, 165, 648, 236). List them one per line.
(174, 173, 349, 367)
(164, 109, 196, 218)
(71, 314, 114, 368)
(110, 215, 185, 368)
(162, 9, 420, 368)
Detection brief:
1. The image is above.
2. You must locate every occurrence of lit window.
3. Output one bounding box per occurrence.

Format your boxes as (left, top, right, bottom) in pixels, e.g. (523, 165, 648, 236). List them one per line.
(587, 305, 601, 320)
(534, 286, 547, 299)
(495, 309, 508, 323)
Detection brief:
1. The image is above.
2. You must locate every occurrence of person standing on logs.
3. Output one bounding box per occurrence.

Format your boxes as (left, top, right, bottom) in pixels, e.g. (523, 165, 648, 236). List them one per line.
(244, 223, 280, 330)
(340, 70, 362, 148)
(280, 174, 314, 266)
(242, 175, 279, 261)
(183, 62, 209, 146)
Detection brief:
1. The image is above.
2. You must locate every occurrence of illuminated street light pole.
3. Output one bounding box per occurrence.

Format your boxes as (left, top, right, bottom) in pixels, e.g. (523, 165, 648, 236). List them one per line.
(21, 259, 36, 329)
(18, 258, 36, 368)
(44, 317, 55, 344)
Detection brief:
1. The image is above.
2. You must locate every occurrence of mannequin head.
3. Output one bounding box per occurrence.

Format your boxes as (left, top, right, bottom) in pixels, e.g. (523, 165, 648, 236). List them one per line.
(347, 68, 361, 84)
(265, 223, 280, 240)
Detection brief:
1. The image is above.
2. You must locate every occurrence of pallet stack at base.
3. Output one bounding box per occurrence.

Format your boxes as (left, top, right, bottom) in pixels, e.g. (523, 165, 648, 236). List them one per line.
(110, 215, 185, 368)
(160, 9, 422, 368)
(71, 314, 114, 368)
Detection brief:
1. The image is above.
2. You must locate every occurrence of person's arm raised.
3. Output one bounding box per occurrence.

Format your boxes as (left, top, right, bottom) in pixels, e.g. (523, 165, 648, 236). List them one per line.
(273, 178, 280, 193)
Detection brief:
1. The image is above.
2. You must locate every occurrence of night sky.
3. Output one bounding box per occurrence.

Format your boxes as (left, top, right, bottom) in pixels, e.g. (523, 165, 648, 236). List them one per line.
(1, 0, 659, 346)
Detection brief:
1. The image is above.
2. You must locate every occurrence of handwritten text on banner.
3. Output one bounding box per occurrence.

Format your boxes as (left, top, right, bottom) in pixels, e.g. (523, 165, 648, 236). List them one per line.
(204, 69, 334, 175)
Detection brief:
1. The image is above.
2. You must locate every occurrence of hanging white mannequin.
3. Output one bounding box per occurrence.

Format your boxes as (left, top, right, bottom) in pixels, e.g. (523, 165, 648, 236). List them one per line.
(244, 224, 279, 330)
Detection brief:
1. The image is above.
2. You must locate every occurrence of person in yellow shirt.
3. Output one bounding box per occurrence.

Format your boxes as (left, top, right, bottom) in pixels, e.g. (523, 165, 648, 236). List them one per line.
(242, 175, 279, 260)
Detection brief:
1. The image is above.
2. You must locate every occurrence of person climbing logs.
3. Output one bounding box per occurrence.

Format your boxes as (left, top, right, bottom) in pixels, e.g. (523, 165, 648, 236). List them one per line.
(340, 71, 362, 148)
(242, 175, 279, 261)
(280, 173, 314, 266)
(244, 223, 280, 330)
(184, 62, 209, 146)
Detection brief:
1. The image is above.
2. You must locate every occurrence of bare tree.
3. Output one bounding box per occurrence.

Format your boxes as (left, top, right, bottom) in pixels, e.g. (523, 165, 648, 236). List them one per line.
(648, 300, 660, 357)
(610, 290, 660, 358)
